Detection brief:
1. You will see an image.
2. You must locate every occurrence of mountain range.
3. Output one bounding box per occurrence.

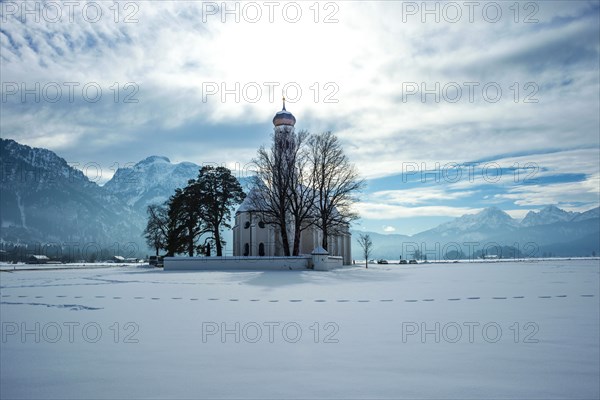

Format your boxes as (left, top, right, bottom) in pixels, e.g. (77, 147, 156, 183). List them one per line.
(1, 138, 598, 260)
(0, 139, 202, 259)
(352, 206, 599, 260)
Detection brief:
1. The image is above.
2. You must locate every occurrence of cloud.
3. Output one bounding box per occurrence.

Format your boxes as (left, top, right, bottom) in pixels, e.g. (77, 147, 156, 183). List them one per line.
(382, 225, 396, 233)
(494, 173, 600, 209)
(1, 1, 598, 230)
(371, 187, 477, 206)
(355, 202, 481, 220)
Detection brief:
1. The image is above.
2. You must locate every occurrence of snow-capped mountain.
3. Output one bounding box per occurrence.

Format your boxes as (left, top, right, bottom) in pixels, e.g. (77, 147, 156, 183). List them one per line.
(571, 207, 600, 222)
(435, 207, 518, 232)
(0, 138, 144, 250)
(413, 207, 519, 242)
(352, 206, 599, 260)
(103, 156, 200, 211)
(521, 205, 577, 227)
(0, 139, 250, 258)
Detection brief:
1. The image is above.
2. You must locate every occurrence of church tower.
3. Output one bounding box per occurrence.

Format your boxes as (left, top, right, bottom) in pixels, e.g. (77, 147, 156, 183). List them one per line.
(272, 97, 296, 158)
(232, 100, 352, 264)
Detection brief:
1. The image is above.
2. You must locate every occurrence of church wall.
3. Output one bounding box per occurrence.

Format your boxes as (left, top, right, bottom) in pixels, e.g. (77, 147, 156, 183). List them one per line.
(235, 213, 352, 264)
(299, 228, 316, 255)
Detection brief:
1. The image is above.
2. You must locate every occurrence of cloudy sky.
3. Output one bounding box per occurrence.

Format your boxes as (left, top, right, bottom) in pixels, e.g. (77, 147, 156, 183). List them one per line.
(2, 1, 599, 234)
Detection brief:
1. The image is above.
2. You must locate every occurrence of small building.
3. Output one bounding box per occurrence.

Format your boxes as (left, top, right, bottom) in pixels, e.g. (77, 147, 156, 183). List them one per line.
(27, 255, 50, 264)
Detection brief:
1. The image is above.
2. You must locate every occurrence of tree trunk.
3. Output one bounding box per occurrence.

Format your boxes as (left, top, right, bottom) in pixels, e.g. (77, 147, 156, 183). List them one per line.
(321, 223, 329, 251)
(215, 228, 222, 256)
(187, 226, 194, 257)
(280, 226, 291, 256)
(155, 247, 159, 256)
(292, 226, 301, 256)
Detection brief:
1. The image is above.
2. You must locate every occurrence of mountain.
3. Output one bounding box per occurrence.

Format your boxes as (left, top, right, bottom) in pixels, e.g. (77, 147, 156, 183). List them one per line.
(538, 231, 600, 257)
(352, 206, 599, 260)
(413, 207, 519, 242)
(0, 139, 207, 260)
(0, 139, 253, 260)
(521, 205, 577, 227)
(0, 139, 143, 255)
(571, 207, 600, 222)
(103, 156, 200, 212)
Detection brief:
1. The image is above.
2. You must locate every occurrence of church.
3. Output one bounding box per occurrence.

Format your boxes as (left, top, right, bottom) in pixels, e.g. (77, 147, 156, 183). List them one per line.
(232, 102, 353, 265)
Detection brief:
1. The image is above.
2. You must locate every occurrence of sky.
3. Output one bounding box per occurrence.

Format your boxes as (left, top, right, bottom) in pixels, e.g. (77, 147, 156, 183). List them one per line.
(1, 1, 599, 235)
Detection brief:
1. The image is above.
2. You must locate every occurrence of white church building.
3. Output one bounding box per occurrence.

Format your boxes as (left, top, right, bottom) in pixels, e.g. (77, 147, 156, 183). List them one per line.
(232, 103, 352, 265)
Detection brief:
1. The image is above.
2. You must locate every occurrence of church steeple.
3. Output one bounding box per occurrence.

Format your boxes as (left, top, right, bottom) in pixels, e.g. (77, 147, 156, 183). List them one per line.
(273, 98, 296, 128)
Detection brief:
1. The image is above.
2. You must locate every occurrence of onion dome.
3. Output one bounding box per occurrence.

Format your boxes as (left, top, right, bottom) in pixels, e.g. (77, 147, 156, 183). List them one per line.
(272, 97, 296, 127)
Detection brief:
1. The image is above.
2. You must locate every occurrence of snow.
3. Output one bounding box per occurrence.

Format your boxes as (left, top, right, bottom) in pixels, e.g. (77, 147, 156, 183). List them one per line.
(521, 205, 577, 227)
(1, 260, 598, 399)
(431, 207, 518, 233)
(14, 192, 26, 229)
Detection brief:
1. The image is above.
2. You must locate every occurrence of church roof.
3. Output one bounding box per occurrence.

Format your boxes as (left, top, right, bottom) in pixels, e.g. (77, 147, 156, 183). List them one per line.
(236, 188, 259, 213)
(272, 98, 296, 127)
(311, 246, 329, 255)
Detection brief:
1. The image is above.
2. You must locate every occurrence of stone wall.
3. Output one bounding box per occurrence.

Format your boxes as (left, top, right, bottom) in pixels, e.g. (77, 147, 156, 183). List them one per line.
(164, 256, 312, 271)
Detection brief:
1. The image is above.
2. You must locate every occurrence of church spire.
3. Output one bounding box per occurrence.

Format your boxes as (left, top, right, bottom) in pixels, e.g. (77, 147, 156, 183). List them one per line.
(272, 97, 296, 127)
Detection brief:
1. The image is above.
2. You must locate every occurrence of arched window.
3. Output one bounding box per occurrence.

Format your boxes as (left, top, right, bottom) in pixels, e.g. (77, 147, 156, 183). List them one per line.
(244, 221, 250, 229)
(243, 243, 249, 256)
(258, 220, 265, 229)
(259, 243, 265, 256)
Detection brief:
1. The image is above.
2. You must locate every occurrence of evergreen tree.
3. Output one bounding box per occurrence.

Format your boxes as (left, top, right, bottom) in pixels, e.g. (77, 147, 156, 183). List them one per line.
(165, 185, 204, 256)
(162, 167, 245, 257)
(193, 166, 245, 256)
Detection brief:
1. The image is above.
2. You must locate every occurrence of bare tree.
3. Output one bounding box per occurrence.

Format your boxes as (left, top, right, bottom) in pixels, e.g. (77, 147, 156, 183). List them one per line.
(250, 130, 319, 256)
(286, 130, 318, 256)
(249, 133, 295, 256)
(143, 204, 169, 256)
(356, 233, 373, 269)
(309, 131, 365, 251)
(250, 130, 363, 257)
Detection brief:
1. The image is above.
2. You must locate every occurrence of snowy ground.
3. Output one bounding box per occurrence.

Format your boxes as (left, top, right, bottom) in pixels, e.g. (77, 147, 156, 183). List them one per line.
(1, 260, 598, 399)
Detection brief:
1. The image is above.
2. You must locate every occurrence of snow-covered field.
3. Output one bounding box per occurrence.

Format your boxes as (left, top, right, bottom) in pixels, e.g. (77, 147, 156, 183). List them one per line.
(1, 260, 598, 399)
